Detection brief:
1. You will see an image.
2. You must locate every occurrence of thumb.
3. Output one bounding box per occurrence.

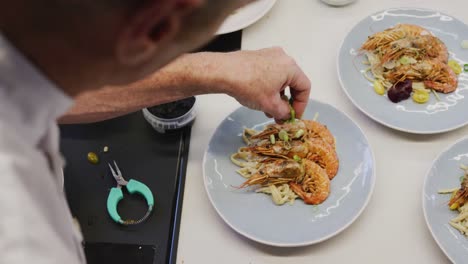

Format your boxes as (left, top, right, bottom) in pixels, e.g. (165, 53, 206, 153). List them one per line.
(265, 96, 291, 121)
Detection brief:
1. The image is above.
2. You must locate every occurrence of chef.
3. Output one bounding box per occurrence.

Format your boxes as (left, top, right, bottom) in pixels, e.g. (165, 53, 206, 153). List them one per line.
(0, 0, 310, 263)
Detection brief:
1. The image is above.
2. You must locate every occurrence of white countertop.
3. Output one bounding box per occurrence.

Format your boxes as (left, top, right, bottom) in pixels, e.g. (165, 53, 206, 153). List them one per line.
(177, 1, 468, 263)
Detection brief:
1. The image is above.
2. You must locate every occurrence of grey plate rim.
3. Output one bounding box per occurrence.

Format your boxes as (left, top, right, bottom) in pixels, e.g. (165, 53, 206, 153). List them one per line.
(337, 7, 468, 135)
(422, 135, 468, 263)
(202, 99, 377, 247)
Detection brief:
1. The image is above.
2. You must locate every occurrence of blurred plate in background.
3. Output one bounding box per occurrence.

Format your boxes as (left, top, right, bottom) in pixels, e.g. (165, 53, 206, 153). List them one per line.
(423, 136, 468, 263)
(216, 0, 276, 35)
(338, 8, 468, 134)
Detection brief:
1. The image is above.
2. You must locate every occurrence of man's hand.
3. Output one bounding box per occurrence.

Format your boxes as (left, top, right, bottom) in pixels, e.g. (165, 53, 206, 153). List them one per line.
(217, 47, 311, 121)
(60, 48, 311, 124)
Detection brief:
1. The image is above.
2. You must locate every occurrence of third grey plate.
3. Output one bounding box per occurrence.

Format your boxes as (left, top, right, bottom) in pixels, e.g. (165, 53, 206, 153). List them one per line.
(423, 136, 468, 263)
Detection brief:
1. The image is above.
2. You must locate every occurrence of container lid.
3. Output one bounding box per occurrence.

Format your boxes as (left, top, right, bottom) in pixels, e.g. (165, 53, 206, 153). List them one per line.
(143, 97, 197, 133)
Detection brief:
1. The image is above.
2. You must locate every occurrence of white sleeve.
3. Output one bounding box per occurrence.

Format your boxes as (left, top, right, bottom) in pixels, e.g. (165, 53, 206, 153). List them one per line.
(0, 131, 85, 264)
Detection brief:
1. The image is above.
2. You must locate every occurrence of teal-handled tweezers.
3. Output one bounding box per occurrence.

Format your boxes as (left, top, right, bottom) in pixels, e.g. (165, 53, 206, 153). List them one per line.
(107, 161, 154, 225)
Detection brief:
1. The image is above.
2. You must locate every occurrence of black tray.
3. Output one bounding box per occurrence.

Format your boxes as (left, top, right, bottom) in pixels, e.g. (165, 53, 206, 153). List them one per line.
(60, 113, 191, 264)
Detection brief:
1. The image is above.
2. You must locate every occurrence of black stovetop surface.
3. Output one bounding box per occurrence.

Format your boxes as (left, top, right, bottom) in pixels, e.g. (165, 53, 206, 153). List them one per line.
(59, 31, 242, 264)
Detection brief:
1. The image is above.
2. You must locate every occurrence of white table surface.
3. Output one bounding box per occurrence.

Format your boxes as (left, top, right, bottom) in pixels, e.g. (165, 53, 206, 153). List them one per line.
(176, 1, 468, 263)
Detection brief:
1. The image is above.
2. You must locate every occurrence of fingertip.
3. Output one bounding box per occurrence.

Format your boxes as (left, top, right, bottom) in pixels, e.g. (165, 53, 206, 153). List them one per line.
(274, 118, 285, 124)
(289, 71, 310, 119)
(292, 100, 308, 119)
(278, 100, 292, 120)
(264, 96, 290, 120)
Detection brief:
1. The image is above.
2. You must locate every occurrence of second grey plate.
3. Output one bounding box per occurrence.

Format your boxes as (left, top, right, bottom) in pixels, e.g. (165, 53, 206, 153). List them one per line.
(338, 8, 468, 134)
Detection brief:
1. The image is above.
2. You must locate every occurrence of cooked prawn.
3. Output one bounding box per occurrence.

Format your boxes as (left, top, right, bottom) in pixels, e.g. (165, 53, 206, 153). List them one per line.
(303, 120, 335, 148)
(362, 24, 448, 64)
(424, 62, 458, 93)
(384, 59, 458, 93)
(411, 35, 448, 63)
(238, 158, 305, 188)
(243, 121, 310, 159)
(230, 150, 268, 168)
(449, 177, 468, 207)
(241, 139, 309, 159)
(250, 121, 306, 141)
(361, 24, 425, 50)
(289, 160, 330, 205)
(249, 126, 279, 141)
(271, 121, 307, 134)
(395, 24, 427, 36)
(306, 138, 339, 179)
(361, 25, 408, 51)
(233, 119, 339, 206)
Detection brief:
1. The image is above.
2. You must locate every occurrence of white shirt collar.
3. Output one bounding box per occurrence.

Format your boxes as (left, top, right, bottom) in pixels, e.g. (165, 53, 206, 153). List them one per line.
(0, 33, 73, 145)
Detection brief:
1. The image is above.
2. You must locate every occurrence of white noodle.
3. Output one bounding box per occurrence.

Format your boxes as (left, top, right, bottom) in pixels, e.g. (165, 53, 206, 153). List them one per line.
(312, 112, 319, 121)
(451, 211, 468, 223)
(438, 188, 459, 194)
(257, 184, 298, 205)
(449, 199, 468, 236)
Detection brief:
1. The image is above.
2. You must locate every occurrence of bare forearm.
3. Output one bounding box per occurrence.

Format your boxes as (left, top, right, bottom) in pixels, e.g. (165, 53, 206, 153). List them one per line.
(59, 48, 311, 124)
(59, 52, 229, 124)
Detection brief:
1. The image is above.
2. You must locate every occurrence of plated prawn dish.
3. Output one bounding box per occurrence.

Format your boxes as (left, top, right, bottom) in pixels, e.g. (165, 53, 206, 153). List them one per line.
(361, 24, 462, 104)
(339, 8, 468, 133)
(230, 119, 339, 205)
(204, 99, 375, 246)
(438, 165, 468, 237)
(423, 136, 468, 263)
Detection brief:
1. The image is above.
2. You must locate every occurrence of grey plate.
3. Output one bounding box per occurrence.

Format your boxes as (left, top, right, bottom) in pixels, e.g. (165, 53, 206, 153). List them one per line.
(203, 99, 376, 246)
(423, 137, 468, 263)
(338, 8, 468, 134)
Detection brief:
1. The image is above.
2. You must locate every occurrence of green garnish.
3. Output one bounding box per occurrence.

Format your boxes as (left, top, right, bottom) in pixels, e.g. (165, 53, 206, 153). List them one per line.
(448, 60, 462, 75)
(464, 64, 468, 72)
(311, 205, 319, 213)
(270, 134, 276, 144)
(462, 40, 468, 49)
(399, 56, 416, 65)
(278, 130, 289, 141)
(293, 155, 301, 162)
(294, 129, 304, 138)
(460, 175, 465, 183)
(313, 112, 319, 121)
(288, 104, 296, 123)
(281, 94, 296, 123)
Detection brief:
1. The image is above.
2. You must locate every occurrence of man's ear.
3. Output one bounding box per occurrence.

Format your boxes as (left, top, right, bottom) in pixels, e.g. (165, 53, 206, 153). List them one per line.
(115, 0, 202, 66)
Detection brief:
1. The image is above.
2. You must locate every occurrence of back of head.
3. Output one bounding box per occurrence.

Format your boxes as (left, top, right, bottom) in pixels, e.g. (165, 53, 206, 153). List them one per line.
(0, 0, 252, 95)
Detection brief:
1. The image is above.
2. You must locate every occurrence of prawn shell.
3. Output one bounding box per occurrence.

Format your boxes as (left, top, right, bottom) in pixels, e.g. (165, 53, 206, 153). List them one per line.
(237, 158, 304, 188)
(385, 59, 458, 94)
(303, 120, 336, 148)
(289, 160, 330, 205)
(449, 177, 468, 206)
(362, 23, 450, 71)
(306, 138, 339, 179)
(245, 139, 309, 160)
(424, 61, 458, 93)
